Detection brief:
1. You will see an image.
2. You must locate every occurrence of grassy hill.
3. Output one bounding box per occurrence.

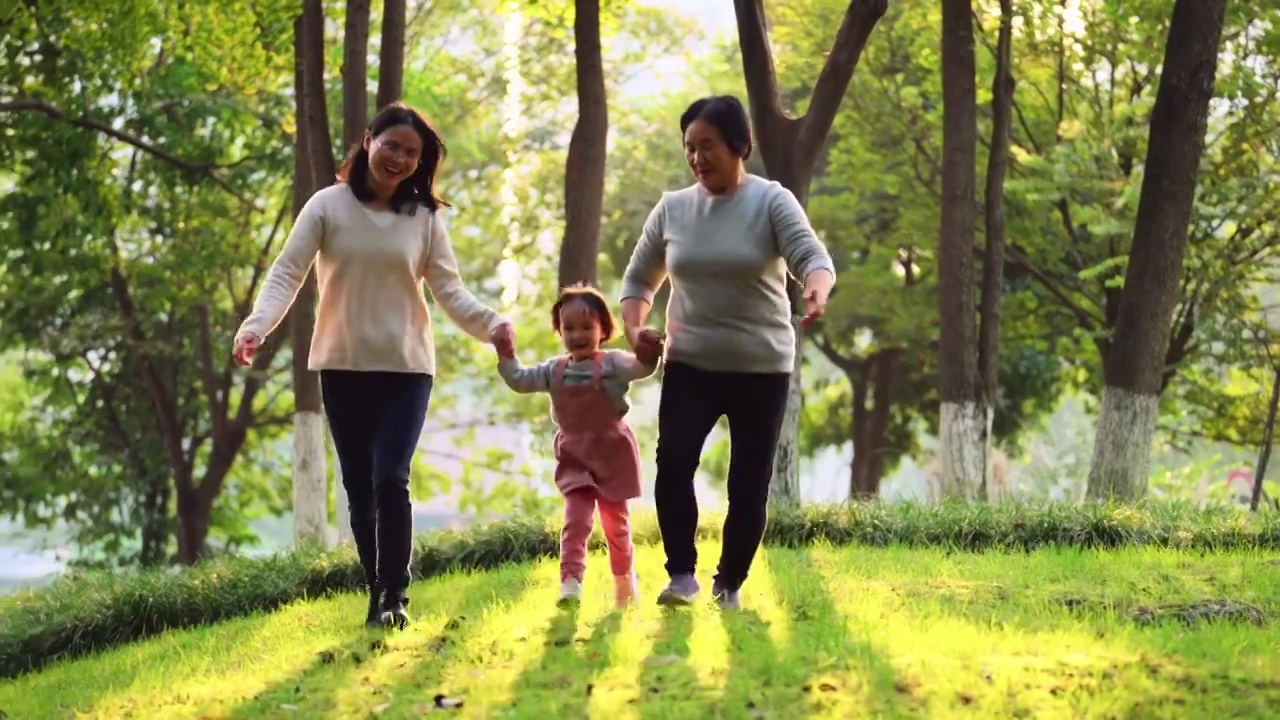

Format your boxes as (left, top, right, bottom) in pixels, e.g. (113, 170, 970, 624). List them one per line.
(2, 541, 1277, 719)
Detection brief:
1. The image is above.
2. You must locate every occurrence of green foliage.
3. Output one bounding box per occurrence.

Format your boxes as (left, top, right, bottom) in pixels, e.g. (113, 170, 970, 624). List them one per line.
(0, 1, 299, 563)
(0, 0, 700, 561)
(4, 499, 1278, 679)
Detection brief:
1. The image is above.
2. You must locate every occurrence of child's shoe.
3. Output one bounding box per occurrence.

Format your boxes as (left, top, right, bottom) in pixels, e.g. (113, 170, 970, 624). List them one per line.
(557, 577, 583, 607)
(613, 572, 640, 608)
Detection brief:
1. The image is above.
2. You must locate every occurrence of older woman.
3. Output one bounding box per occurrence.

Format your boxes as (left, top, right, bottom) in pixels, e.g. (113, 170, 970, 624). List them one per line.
(233, 103, 513, 630)
(619, 95, 836, 610)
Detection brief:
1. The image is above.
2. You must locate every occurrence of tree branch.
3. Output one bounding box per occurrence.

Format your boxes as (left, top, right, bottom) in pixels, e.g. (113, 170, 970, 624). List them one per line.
(809, 330, 857, 375)
(105, 261, 191, 490)
(0, 99, 251, 203)
(797, 0, 890, 168)
(1004, 244, 1102, 330)
(733, 0, 793, 146)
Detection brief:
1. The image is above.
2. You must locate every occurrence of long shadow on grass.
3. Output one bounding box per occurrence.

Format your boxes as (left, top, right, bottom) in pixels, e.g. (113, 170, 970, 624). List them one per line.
(222, 565, 532, 718)
(726, 547, 921, 718)
(906, 548, 1280, 717)
(637, 606, 716, 718)
(500, 603, 625, 715)
(377, 564, 541, 714)
(0, 622, 230, 719)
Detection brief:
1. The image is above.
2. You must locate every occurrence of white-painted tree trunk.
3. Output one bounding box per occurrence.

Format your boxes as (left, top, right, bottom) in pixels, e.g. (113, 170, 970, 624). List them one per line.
(768, 327, 803, 506)
(981, 405, 996, 501)
(1086, 386, 1160, 502)
(938, 401, 988, 500)
(293, 410, 329, 546)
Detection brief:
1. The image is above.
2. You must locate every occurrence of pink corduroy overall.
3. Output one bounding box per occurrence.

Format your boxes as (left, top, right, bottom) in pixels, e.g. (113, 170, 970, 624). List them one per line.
(550, 354, 643, 581)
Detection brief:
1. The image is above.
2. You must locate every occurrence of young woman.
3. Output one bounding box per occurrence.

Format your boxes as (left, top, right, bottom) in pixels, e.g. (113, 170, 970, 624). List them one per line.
(619, 95, 836, 610)
(232, 103, 514, 629)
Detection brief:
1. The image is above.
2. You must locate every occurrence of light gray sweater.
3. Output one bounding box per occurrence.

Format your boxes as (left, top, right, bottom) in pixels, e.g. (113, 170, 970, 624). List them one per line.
(496, 350, 655, 422)
(619, 174, 836, 374)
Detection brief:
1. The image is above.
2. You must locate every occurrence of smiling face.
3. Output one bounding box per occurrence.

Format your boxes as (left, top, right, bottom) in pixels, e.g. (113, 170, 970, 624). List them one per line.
(684, 118, 743, 194)
(364, 124, 424, 198)
(558, 300, 604, 361)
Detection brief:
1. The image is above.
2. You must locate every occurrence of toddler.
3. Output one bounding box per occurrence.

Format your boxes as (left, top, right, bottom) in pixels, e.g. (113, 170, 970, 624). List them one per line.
(496, 285, 660, 608)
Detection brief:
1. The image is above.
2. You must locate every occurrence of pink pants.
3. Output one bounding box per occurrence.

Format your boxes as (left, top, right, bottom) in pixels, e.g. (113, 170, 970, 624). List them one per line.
(560, 487, 633, 581)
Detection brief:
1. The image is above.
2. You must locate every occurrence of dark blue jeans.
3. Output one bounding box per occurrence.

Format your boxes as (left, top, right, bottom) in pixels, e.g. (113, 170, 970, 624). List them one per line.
(321, 370, 433, 599)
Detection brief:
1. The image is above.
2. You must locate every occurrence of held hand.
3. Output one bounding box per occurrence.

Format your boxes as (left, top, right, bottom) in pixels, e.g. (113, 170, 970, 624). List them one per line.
(232, 332, 262, 367)
(801, 270, 834, 329)
(627, 326, 664, 365)
(490, 321, 516, 358)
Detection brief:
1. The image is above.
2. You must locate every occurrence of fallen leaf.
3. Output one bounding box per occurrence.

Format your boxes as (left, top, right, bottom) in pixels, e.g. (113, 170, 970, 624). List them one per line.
(645, 654, 682, 666)
(434, 694, 464, 709)
(371, 702, 391, 715)
(279, 704, 298, 712)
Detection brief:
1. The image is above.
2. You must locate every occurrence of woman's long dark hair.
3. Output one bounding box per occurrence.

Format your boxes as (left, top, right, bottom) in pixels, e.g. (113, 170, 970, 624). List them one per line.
(337, 102, 450, 215)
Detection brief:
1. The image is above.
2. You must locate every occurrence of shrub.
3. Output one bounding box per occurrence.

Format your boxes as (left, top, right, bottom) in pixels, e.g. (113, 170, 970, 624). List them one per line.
(2, 500, 1277, 679)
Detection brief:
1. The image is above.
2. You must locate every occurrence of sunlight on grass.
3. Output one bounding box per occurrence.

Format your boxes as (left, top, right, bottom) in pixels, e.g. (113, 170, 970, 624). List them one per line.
(3, 544, 1279, 719)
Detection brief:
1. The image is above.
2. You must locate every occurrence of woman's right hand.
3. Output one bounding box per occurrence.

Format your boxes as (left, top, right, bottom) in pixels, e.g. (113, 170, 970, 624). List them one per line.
(232, 332, 262, 367)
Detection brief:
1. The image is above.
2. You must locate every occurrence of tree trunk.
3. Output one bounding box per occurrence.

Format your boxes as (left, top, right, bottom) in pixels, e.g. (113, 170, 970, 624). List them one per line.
(975, 0, 1014, 502)
(937, 0, 984, 500)
(557, 0, 608, 288)
(1086, 0, 1227, 502)
(139, 467, 171, 565)
(1251, 365, 1280, 512)
(175, 482, 211, 564)
(291, 2, 337, 547)
(848, 368, 871, 497)
(733, 0, 887, 506)
(847, 349, 898, 499)
(343, 0, 371, 151)
(375, 0, 406, 109)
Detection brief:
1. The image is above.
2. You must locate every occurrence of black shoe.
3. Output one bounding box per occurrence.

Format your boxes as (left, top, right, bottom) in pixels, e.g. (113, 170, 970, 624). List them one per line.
(365, 587, 391, 629)
(381, 592, 410, 630)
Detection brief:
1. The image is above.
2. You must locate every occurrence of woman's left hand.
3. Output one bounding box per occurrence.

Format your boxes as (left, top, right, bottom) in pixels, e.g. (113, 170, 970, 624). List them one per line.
(801, 270, 834, 328)
(490, 321, 516, 357)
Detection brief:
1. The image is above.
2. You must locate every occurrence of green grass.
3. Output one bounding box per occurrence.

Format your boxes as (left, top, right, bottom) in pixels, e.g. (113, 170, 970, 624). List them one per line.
(3, 542, 1278, 719)
(5, 501, 1279, 679)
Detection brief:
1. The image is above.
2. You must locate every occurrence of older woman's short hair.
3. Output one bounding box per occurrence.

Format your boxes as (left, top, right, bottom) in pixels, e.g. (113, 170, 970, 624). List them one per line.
(679, 95, 753, 160)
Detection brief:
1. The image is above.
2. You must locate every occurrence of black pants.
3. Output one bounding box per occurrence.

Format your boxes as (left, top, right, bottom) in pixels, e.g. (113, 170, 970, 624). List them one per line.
(654, 360, 790, 591)
(321, 370, 433, 599)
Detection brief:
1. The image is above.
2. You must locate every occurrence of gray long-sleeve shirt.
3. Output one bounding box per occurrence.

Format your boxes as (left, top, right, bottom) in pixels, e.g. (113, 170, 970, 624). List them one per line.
(619, 174, 837, 374)
(497, 350, 656, 423)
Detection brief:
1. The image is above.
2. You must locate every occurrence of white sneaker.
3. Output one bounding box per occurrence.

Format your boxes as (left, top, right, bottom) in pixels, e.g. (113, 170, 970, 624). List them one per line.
(557, 577, 583, 607)
(614, 572, 639, 608)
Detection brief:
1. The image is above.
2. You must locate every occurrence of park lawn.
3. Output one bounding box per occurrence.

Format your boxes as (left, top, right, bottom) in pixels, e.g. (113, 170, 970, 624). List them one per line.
(2, 543, 1278, 719)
